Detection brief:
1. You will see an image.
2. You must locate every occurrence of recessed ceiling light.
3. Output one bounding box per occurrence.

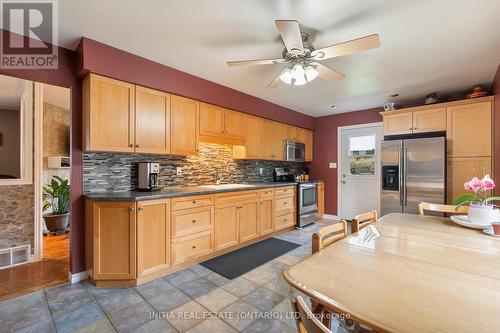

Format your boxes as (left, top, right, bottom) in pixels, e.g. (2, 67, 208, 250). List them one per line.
(390, 93, 399, 98)
(330, 105, 337, 109)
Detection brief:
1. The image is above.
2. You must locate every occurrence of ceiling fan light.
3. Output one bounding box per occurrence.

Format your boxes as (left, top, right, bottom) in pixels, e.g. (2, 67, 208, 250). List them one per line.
(291, 63, 307, 86)
(279, 67, 293, 84)
(305, 65, 319, 82)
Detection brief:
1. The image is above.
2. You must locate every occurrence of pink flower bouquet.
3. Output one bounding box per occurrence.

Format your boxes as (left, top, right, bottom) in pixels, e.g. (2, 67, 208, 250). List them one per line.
(454, 175, 500, 208)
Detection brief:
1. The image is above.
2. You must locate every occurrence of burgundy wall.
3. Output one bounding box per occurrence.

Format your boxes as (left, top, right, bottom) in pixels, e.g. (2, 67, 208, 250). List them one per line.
(0, 30, 84, 274)
(76, 38, 315, 129)
(308, 108, 383, 215)
(491, 64, 500, 196)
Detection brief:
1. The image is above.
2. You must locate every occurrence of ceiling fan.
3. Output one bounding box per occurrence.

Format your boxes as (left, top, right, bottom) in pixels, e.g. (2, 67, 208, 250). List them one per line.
(227, 20, 380, 88)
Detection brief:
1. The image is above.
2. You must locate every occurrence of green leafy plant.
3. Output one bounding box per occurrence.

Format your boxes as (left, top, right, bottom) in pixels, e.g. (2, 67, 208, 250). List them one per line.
(43, 176, 70, 215)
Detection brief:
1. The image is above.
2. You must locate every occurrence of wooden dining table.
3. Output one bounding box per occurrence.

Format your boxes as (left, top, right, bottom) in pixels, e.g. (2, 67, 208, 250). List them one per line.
(283, 213, 500, 333)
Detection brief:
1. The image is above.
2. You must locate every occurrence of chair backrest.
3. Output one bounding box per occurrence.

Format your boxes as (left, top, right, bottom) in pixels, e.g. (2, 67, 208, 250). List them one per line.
(418, 202, 469, 215)
(351, 210, 378, 233)
(312, 221, 347, 254)
(292, 296, 332, 333)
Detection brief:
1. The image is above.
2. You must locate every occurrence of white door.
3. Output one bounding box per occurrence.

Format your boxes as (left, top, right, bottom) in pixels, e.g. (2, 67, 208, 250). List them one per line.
(339, 124, 382, 220)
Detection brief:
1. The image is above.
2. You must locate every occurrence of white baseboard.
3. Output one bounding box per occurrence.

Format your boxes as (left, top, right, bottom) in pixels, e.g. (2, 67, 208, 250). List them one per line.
(322, 214, 338, 220)
(68, 270, 90, 284)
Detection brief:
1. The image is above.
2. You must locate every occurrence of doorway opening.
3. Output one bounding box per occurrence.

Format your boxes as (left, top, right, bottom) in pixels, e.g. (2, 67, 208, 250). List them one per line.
(338, 122, 383, 220)
(0, 75, 71, 300)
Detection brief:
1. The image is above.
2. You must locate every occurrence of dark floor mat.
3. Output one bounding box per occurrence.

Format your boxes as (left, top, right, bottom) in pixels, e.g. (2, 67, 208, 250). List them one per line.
(200, 238, 301, 279)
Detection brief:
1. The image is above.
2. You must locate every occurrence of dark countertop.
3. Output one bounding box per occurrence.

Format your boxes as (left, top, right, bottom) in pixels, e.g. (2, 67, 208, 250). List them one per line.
(84, 182, 298, 202)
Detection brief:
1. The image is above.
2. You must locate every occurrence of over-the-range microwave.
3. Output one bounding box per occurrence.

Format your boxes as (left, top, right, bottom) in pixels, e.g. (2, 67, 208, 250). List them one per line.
(284, 140, 305, 162)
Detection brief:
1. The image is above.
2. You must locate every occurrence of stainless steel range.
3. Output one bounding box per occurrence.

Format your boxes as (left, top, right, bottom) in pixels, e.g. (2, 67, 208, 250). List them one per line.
(273, 168, 320, 228)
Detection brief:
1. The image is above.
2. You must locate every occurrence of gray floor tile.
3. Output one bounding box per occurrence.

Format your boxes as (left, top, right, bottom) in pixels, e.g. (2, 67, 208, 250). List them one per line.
(204, 272, 231, 286)
(221, 277, 258, 297)
(44, 282, 88, 300)
(166, 300, 208, 332)
(148, 288, 191, 312)
(177, 277, 218, 298)
(135, 278, 175, 299)
(289, 245, 312, 258)
(72, 318, 115, 333)
(52, 302, 105, 333)
(13, 318, 55, 333)
(195, 287, 238, 312)
(186, 318, 237, 333)
(263, 277, 293, 297)
(259, 260, 289, 275)
(242, 318, 295, 333)
(274, 254, 302, 266)
(271, 299, 297, 329)
(189, 264, 213, 277)
(131, 318, 177, 333)
(220, 300, 260, 331)
(242, 287, 284, 312)
(46, 286, 94, 316)
(242, 268, 277, 285)
(0, 291, 52, 332)
(108, 300, 154, 333)
(165, 269, 200, 287)
(91, 287, 143, 314)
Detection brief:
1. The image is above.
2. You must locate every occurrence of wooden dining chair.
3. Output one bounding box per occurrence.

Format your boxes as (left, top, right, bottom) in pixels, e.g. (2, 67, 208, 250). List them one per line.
(292, 296, 332, 333)
(418, 202, 469, 215)
(351, 210, 378, 233)
(312, 220, 347, 254)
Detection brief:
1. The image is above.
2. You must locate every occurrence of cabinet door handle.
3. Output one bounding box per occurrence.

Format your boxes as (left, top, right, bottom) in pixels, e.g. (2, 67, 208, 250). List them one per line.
(192, 219, 197, 223)
(192, 200, 197, 204)
(128, 144, 134, 148)
(138, 207, 144, 211)
(129, 207, 135, 211)
(135, 144, 140, 148)
(192, 245, 197, 250)
(283, 202, 288, 205)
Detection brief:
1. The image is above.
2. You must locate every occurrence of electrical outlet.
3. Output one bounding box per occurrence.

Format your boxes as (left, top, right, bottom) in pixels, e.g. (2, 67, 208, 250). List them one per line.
(176, 167, 182, 176)
(259, 168, 263, 175)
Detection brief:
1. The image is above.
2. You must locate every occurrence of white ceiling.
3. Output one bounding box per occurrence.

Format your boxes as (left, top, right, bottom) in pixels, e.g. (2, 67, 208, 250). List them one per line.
(0, 75, 25, 110)
(55, 0, 500, 116)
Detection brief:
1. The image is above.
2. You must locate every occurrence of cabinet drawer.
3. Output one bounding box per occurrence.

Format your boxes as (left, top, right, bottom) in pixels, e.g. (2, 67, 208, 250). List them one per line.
(171, 231, 213, 266)
(172, 194, 214, 211)
(274, 186, 295, 197)
(274, 196, 295, 216)
(275, 213, 295, 230)
(171, 206, 214, 238)
(215, 190, 259, 205)
(259, 188, 274, 199)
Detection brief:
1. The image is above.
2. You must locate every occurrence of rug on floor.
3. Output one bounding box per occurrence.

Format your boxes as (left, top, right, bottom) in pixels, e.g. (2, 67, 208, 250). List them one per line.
(200, 237, 301, 279)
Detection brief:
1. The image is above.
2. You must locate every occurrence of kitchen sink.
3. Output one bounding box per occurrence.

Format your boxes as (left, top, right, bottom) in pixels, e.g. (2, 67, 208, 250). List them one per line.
(200, 184, 256, 190)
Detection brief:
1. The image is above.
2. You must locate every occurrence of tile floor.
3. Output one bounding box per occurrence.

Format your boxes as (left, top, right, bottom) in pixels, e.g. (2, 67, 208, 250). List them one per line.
(0, 219, 340, 333)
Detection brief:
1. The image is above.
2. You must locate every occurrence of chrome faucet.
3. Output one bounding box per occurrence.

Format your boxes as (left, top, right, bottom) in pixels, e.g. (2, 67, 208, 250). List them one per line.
(215, 169, 223, 185)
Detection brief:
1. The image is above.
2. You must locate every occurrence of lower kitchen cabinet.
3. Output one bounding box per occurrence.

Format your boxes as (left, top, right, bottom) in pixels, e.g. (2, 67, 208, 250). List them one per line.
(171, 231, 214, 266)
(137, 199, 171, 278)
(447, 157, 492, 204)
(86, 201, 137, 280)
(214, 203, 240, 251)
(259, 189, 274, 236)
(318, 181, 325, 217)
(274, 186, 296, 230)
(239, 200, 259, 242)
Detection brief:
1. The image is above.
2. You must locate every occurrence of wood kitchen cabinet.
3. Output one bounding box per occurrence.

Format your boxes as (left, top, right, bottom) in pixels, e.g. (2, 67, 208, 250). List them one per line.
(137, 199, 171, 278)
(318, 181, 325, 217)
(261, 120, 285, 160)
(83, 74, 136, 152)
(447, 157, 492, 204)
(135, 86, 171, 154)
(304, 129, 313, 162)
(383, 112, 413, 136)
(412, 108, 446, 134)
(239, 200, 259, 242)
(243, 115, 262, 159)
(214, 202, 239, 251)
(199, 103, 245, 144)
(170, 95, 199, 156)
(259, 189, 274, 236)
(274, 186, 296, 230)
(87, 201, 137, 280)
(447, 102, 492, 158)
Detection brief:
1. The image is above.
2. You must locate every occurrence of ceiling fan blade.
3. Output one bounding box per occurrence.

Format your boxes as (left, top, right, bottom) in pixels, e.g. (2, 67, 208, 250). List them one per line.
(311, 62, 345, 84)
(311, 34, 380, 60)
(275, 20, 304, 55)
(266, 68, 288, 89)
(227, 58, 288, 67)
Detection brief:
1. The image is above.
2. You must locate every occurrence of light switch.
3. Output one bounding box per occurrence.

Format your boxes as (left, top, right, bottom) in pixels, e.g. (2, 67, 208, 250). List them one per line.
(329, 162, 337, 169)
(176, 167, 182, 176)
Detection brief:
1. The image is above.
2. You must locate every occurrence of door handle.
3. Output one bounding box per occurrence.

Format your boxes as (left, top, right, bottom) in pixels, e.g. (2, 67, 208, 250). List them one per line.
(341, 181, 346, 184)
(403, 148, 408, 206)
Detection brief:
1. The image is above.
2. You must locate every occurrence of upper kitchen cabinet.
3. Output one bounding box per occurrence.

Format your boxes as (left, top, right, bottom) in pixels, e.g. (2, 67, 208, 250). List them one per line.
(83, 74, 135, 152)
(412, 108, 446, 134)
(286, 125, 299, 141)
(135, 86, 171, 154)
(199, 103, 245, 144)
(171, 95, 200, 156)
(383, 112, 413, 136)
(261, 120, 285, 160)
(447, 101, 492, 158)
(243, 115, 262, 159)
(299, 128, 314, 162)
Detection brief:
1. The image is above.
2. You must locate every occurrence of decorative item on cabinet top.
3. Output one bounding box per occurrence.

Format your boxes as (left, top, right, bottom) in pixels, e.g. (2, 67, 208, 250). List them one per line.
(83, 73, 313, 162)
(466, 85, 487, 99)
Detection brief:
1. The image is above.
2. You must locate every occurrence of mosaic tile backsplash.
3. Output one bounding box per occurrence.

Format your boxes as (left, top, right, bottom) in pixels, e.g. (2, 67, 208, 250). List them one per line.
(83, 143, 304, 193)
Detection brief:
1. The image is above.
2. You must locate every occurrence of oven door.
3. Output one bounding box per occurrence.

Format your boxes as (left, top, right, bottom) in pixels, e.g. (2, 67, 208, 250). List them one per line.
(285, 141, 305, 162)
(299, 184, 318, 214)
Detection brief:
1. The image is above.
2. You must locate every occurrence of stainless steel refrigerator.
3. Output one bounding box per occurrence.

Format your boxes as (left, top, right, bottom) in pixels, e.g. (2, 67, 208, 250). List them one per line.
(381, 136, 446, 215)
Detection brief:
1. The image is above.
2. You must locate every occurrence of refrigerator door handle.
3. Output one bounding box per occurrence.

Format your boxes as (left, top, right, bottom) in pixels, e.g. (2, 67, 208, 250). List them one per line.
(403, 147, 408, 206)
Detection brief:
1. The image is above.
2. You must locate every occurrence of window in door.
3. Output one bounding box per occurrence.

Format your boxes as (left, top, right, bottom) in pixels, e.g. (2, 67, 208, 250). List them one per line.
(349, 135, 376, 176)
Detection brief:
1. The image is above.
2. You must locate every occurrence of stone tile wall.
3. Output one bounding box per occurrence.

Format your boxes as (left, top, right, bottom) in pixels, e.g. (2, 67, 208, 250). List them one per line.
(83, 143, 304, 193)
(0, 185, 34, 250)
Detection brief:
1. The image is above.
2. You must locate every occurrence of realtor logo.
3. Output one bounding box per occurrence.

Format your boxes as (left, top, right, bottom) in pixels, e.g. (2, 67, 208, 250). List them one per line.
(0, 0, 58, 69)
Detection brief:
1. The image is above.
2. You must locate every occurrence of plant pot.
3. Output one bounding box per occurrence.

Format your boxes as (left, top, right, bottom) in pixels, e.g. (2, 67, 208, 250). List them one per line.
(43, 213, 70, 232)
(467, 205, 500, 226)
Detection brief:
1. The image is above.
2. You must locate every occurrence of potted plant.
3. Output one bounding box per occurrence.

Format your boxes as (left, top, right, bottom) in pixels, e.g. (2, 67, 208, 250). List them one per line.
(43, 176, 70, 233)
(454, 175, 500, 226)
